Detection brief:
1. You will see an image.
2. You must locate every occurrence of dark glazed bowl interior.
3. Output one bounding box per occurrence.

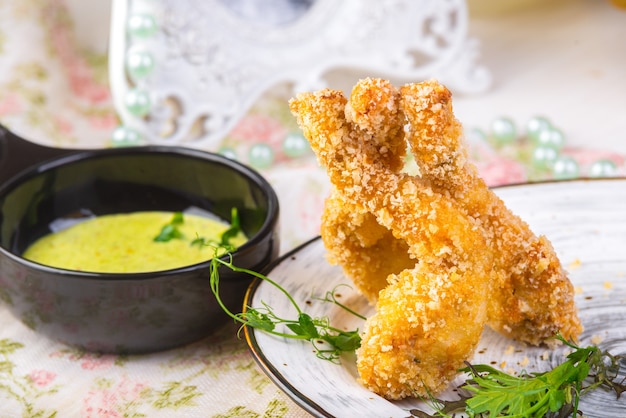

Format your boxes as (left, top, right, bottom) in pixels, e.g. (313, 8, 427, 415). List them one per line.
(0, 146, 280, 353)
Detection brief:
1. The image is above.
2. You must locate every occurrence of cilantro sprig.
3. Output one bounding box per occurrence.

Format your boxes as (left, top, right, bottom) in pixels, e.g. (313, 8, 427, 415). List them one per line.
(209, 254, 363, 362)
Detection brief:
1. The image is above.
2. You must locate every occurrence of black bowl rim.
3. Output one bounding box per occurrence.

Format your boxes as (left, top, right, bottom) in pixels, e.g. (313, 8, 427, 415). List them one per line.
(0, 145, 280, 281)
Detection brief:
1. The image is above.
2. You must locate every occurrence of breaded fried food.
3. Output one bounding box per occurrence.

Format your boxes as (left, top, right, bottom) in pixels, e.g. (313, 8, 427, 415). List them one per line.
(288, 78, 582, 400)
(290, 79, 494, 399)
(317, 84, 415, 303)
(321, 191, 414, 304)
(400, 80, 582, 345)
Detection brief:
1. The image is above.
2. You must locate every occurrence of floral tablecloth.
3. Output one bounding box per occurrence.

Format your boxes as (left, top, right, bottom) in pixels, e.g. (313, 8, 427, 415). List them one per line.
(0, 1, 625, 417)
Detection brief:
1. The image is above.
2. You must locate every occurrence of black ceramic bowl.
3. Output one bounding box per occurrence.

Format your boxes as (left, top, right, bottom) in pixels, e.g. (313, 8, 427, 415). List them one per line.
(0, 126, 280, 353)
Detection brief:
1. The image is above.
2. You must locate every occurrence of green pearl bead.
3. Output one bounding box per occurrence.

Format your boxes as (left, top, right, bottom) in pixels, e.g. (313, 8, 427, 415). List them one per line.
(282, 133, 310, 158)
(536, 127, 565, 151)
(525, 116, 552, 142)
(218, 147, 237, 160)
(552, 156, 580, 180)
(248, 144, 274, 169)
(125, 89, 151, 117)
(111, 126, 142, 146)
(531, 145, 559, 170)
(589, 159, 618, 177)
(490, 117, 517, 145)
(126, 50, 155, 80)
(127, 14, 158, 38)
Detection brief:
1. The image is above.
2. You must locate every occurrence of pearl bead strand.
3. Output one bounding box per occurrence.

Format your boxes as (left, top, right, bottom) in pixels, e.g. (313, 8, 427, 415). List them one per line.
(486, 115, 622, 181)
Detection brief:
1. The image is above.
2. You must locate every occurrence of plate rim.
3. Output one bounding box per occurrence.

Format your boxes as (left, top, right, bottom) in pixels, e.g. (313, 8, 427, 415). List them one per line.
(243, 235, 330, 417)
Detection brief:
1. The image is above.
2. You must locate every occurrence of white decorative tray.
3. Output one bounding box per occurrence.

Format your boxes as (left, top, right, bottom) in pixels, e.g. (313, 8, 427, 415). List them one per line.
(108, 0, 490, 148)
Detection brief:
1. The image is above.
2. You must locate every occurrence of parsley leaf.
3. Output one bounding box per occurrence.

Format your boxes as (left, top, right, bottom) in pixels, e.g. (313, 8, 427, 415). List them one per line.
(413, 335, 625, 417)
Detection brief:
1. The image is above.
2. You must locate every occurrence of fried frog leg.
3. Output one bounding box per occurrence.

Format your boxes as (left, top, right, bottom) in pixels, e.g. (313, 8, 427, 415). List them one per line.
(290, 79, 495, 399)
(400, 80, 582, 345)
(318, 83, 414, 303)
(320, 191, 414, 304)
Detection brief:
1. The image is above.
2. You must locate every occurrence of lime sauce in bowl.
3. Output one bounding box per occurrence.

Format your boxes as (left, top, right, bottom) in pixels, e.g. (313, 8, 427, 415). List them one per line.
(23, 211, 247, 273)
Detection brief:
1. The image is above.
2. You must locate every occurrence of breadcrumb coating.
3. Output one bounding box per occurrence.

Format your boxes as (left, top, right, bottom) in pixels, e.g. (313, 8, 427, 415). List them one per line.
(289, 78, 582, 400)
(400, 81, 582, 346)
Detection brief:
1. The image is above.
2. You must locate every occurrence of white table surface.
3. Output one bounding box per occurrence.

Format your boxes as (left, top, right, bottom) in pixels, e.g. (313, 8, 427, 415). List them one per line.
(457, 0, 626, 154)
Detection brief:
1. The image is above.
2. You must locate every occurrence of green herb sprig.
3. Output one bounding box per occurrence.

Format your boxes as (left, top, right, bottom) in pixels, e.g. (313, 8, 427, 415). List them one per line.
(411, 334, 626, 418)
(219, 207, 241, 248)
(209, 254, 362, 362)
(154, 208, 241, 250)
(191, 208, 241, 251)
(153, 212, 184, 242)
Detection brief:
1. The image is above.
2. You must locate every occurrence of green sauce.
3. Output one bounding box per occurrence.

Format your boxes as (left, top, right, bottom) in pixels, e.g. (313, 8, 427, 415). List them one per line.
(23, 211, 246, 273)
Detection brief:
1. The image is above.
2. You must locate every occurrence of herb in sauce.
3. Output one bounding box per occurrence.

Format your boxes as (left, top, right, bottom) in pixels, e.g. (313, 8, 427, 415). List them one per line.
(153, 211, 185, 242)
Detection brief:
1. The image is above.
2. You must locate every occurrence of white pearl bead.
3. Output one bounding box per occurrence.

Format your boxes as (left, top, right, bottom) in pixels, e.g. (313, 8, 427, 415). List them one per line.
(126, 50, 155, 80)
(248, 144, 274, 169)
(282, 133, 310, 158)
(127, 14, 158, 38)
(219, 147, 238, 160)
(525, 116, 551, 142)
(536, 128, 565, 151)
(111, 126, 142, 146)
(490, 117, 517, 145)
(125, 89, 151, 117)
(532, 146, 559, 170)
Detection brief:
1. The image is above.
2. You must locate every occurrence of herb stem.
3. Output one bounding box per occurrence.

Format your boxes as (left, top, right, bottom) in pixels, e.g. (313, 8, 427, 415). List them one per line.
(209, 251, 363, 361)
(212, 256, 303, 315)
(319, 286, 367, 321)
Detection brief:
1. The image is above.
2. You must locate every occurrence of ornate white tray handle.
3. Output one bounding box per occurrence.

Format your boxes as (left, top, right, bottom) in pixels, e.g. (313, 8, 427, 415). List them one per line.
(109, 0, 491, 148)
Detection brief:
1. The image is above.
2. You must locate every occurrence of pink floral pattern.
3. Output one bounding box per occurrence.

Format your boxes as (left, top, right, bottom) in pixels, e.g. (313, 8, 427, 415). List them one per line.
(28, 370, 57, 388)
(0, 0, 117, 146)
(0, 93, 22, 116)
(81, 377, 148, 418)
(477, 158, 528, 187)
(79, 354, 117, 371)
(229, 113, 287, 147)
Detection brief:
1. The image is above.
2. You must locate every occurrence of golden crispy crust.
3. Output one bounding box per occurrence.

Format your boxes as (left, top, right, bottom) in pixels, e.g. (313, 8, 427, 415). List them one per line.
(401, 81, 582, 345)
(321, 190, 414, 304)
(289, 78, 582, 400)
